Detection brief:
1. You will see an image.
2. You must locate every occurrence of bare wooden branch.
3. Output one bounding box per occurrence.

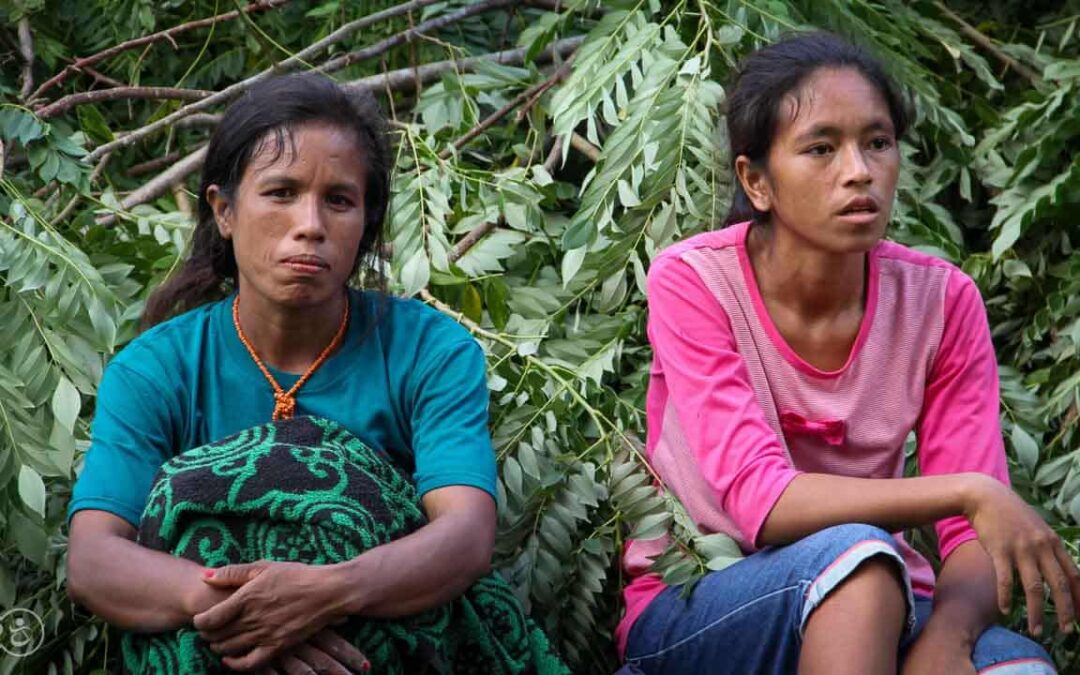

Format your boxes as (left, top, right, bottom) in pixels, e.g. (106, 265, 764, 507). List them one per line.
(450, 220, 499, 263)
(126, 152, 182, 177)
(570, 132, 600, 163)
(37, 86, 213, 118)
(76, 65, 127, 89)
(438, 50, 578, 160)
(98, 146, 207, 226)
(86, 0, 447, 162)
(514, 52, 575, 123)
(0, 139, 5, 182)
(18, 18, 34, 100)
(346, 35, 583, 93)
(320, 0, 516, 74)
(542, 137, 563, 173)
(934, 1, 1042, 85)
(29, 0, 291, 102)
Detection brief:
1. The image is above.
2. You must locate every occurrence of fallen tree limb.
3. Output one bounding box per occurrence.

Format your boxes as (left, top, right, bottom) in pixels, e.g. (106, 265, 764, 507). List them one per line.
(933, 1, 1042, 85)
(29, 0, 290, 102)
(86, 0, 446, 161)
(18, 18, 34, 100)
(37, 86, 213, 118)
(320, 0, 515, 74)
(98, 146, 207, 226)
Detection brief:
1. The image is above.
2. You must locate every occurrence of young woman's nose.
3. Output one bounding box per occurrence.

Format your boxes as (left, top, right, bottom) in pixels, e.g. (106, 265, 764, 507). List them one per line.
(840, 144, 873, 186)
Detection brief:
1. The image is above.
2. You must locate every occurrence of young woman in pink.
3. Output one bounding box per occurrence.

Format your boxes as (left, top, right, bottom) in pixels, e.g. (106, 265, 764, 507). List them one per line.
(616, 32, 1073, 675)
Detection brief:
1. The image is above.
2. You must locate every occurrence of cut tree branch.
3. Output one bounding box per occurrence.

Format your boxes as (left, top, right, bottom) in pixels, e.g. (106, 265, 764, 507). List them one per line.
(37, 86, 214, 118)
(933, 1, 1042, 85)
(86, 0, 447, 161)
(99, 146, 207, 226)
(18, 18, 34, 100)
(126, 152, 182, 178)
(438, 51, 577, 160)
(570, 132, 600, 162)
(346, 35, 583, 94)
(29, 0, 291, 102)
(320, 0, 515, 74)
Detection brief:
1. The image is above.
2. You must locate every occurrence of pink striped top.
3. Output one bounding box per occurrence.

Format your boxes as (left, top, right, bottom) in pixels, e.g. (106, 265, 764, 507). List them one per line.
(616, 221, 1010, 656)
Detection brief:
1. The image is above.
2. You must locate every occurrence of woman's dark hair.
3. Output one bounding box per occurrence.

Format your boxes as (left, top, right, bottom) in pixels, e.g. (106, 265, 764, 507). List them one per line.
(724, 31, 913, 226)
(142, 73, 392, 328)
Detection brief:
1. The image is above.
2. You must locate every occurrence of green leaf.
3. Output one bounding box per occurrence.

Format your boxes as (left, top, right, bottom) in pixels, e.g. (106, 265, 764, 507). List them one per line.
(18, 465, 46, 517)
(1010, 425, 1040, 472)
(51, 376, 80, 433)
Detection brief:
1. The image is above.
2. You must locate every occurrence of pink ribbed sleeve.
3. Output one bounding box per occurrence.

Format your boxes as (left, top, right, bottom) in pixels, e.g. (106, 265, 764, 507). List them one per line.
(646, 254, 802, 547)
(916, 269, 1011, 561)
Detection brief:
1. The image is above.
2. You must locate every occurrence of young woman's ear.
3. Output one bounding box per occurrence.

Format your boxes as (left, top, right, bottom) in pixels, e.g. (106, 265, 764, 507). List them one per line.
(734, 156, 772, 214)
(205, 185, 232, 240)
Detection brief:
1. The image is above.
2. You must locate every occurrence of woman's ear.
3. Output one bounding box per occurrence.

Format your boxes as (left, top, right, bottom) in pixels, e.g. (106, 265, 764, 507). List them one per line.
(205, 185, 232, 239)
(734, 155, 772, 214)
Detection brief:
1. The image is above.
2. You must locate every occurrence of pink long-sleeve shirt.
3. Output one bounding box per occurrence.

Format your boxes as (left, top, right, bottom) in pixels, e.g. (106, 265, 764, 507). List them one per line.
(616, 221, 1010, 656)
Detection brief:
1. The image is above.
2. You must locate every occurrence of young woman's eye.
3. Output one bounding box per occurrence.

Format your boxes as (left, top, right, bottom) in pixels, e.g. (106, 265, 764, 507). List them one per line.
(869, 136, 894, 151)
(806, 144, 832, 156)
(266, 187, 294, 199)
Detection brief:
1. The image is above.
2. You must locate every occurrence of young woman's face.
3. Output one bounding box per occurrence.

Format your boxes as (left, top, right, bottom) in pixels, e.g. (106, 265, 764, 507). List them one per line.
(208, 122, 367, 309)
(741, 67, 900, 253)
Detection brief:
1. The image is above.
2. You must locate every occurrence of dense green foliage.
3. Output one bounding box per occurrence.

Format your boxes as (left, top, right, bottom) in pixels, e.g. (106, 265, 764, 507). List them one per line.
(0, 1, 1077, 673)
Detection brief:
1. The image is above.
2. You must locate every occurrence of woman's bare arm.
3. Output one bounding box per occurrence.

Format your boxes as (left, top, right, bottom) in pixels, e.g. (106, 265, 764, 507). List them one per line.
(66, 510, 228, 632)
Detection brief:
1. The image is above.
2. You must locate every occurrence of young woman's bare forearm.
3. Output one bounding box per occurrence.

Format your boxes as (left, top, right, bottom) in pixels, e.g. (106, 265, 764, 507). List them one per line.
(757, 472, 986, 547)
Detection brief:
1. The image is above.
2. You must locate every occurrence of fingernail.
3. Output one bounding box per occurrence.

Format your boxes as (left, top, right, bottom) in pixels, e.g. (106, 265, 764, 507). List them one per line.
(203, 569, 215, 578)
(361, 661, 371, 672)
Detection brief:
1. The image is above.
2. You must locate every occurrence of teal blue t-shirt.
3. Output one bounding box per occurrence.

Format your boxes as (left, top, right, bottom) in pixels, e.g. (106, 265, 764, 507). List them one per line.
(68, 289, 496, 528)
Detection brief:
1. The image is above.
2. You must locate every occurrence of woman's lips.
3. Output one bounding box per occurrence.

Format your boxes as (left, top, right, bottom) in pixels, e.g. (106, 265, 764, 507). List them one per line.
(281, 256, 329, 274)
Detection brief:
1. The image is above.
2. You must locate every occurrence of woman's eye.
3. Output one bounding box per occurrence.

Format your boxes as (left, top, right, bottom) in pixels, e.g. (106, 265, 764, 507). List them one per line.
(266, 188, 294, 199)
(806, 144, 832, 156)
(326, 194, 354, 208)
(870, 137, 893, 150)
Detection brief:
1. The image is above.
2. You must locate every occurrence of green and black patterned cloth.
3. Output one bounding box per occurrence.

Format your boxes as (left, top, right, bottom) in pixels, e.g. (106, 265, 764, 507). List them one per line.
(122, 416, 569, 675)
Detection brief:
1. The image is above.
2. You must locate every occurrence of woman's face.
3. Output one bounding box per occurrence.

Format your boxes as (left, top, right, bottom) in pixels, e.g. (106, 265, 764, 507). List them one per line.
(739, 67, 900, 253)
(208, 122, 367, 310)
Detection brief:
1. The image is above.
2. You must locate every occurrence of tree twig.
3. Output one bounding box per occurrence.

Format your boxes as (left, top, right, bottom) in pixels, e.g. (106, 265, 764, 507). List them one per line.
(98, 146, 207, 226)
(450, 220, 500, 263)
(933, 1, 1042, 85)
(86, 0, 447, 161)
(514, 52, 575, 123)
(18, 18, 34, 100)
(438, 51, 577, 160)
(29, 0, 291, 102)
(37, 86, 214, 118)
(570, 132, 600, 162)
(542, 137, 563, 173)
(50, 152, 112, 226)
(75, 65, 127, 89)
(319, 0, 516, 74)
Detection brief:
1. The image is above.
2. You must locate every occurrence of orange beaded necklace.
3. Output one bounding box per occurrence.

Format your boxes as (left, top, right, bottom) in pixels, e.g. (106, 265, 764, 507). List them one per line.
(232, 295, 349, 421)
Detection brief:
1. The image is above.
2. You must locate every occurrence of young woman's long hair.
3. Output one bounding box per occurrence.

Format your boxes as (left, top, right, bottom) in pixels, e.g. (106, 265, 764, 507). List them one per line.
(142, 74, 392, 329)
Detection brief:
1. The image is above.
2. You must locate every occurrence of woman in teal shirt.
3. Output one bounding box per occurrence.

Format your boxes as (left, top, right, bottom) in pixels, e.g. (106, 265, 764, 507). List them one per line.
(67, 75, 502, 673)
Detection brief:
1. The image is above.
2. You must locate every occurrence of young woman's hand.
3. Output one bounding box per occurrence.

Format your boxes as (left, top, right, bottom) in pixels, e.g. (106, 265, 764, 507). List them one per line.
(965, 473, 1080, 635)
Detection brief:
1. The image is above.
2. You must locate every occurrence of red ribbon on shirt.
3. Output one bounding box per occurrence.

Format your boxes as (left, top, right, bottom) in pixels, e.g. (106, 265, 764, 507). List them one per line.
(779, 412, 847, 447)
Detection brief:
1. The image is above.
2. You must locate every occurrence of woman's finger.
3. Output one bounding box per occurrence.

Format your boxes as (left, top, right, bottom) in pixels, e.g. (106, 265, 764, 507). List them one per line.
(311, 628, 370, 672)
(211, 630, 262, 658)
(292, 643, 353, 675)
(1016, 555, 1047, 636)
(279, 654, 316, 675)
(1040, 548, 1076, 631)
(992, 551, 1015, 615)
(1054, 540, 1080, 631)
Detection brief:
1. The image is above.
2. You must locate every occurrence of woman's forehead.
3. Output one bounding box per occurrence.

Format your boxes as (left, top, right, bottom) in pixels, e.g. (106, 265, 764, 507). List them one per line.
(777, 67, 894, 136)
(246, 123, 365, 176)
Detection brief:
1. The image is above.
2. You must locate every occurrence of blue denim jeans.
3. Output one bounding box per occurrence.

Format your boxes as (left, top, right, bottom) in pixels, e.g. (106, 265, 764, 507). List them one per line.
(621, 524, 1055, 674)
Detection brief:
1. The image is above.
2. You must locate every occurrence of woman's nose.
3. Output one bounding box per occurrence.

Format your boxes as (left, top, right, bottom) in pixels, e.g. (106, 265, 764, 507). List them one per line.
(291, 195, 327, 240)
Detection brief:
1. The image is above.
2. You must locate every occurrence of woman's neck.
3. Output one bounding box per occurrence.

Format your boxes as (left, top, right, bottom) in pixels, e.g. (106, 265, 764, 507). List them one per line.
(747, 225, 867, 319)
(235, 288, 348, 374)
